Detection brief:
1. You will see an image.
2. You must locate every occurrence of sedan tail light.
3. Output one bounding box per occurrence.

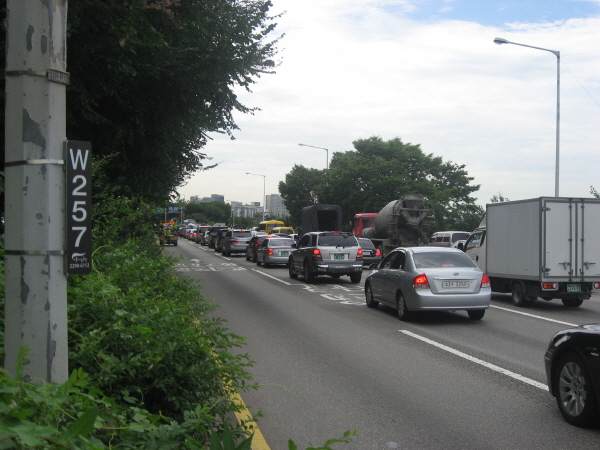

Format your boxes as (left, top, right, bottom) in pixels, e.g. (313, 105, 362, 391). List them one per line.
(231, 240, 238, 245)
(357, 248, 363, 259)
(413, 274, 430, 288)
(482, 273, 491, 288)
(375, 248, 381, 256)
(267, 248, 274, 256)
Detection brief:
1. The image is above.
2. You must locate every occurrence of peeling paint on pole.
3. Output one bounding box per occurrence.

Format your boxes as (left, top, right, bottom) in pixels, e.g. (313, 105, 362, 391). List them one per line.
(4, 0, 69, 383)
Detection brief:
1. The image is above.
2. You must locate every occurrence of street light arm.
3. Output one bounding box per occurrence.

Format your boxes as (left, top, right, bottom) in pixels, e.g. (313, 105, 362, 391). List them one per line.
(298, 143, 329, 170)
(493, 37, 559, 57)
(246, 172, 266, 219)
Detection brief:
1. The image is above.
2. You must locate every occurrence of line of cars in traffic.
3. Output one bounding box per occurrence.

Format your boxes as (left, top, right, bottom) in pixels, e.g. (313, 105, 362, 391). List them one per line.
(177, 223, 600, 427)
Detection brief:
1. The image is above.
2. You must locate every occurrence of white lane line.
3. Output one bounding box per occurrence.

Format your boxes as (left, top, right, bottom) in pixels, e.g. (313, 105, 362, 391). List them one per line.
(490, 305, 577, 327)
(252, 269, 293, 286)
(400, 330, 548, 391)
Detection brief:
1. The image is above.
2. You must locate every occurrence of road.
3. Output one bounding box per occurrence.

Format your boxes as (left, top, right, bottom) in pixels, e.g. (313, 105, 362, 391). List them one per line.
(166, 240, 600, 449)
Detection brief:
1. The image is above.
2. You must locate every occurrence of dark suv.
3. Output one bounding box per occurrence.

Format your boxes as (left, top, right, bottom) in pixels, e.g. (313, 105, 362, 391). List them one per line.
(288, 232, 363, 283)
(208, 226, 228, 249)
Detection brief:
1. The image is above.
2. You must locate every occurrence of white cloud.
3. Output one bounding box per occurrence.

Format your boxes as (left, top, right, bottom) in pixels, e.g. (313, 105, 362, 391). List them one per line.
(179, 1, 600, 209)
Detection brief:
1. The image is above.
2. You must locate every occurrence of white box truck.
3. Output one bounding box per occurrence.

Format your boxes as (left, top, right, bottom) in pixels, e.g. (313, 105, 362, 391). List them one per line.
(462, 197, 600, 307)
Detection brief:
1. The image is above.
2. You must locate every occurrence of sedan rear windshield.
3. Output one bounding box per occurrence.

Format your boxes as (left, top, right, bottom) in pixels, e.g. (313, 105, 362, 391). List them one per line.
(413, 252, 477, 269)
(268, 239, 294, 247)
(232, 231, 251, 237)
(317, 234, 358, 247)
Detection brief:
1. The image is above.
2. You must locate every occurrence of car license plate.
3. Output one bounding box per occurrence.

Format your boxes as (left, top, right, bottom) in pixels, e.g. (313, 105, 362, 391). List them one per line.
(334, 254, 345, 260)
(280, 251, 289, 256)
(566, 284, 581, 292)
(442, 280, 469, 288)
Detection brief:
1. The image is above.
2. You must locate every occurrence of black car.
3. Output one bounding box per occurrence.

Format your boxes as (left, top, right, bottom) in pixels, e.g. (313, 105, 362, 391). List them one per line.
(544, 324, 600, 427)
(357, 237, 382, 267)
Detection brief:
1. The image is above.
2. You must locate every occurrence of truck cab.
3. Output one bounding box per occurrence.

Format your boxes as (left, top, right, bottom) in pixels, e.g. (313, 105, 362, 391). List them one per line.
(352, 213, 378, 238)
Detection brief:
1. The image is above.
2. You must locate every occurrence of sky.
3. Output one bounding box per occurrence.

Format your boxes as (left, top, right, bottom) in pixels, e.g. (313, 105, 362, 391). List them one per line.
(178, 0, 600, 209)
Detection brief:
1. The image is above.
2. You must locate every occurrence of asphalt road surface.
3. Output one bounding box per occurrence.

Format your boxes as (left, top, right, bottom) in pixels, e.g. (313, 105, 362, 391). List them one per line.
(166, 240, 600, 450)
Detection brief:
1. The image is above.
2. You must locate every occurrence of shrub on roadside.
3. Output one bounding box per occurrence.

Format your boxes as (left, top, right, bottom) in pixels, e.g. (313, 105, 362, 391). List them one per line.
(67, 237, 255, 425)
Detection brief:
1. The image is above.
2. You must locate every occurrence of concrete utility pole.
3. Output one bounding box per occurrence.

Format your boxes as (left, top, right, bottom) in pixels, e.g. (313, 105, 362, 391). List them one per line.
(4, 0, 69, 382)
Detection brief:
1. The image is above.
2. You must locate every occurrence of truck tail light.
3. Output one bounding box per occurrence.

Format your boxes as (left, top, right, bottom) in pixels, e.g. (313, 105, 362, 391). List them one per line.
(357, 248, 363, 259)
(594, 282, 600, 290)
(542, 282, 558, 291)
(268, 248, 274, 256)
(313, 248, 322, 260)
(413, 274, 430, 288)
(482, 273, 490, 288)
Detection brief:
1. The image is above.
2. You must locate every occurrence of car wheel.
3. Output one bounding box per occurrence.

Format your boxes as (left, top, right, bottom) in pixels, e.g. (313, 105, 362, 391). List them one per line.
(468, 309, 485, 320)
(252, 253, 257, 263)
(396, 293, 411, 321)
(562, 298, 583, 307)
(303, 262, 315, 283)
(245, 252, 251, 261)
(256, 258, 262, 266)
(554, 352, 599, 427)
(511, 282, 530, 307)
(365, 284, 379, 308)
(289, 260, 298, 279)
(349, 272, 362, 284)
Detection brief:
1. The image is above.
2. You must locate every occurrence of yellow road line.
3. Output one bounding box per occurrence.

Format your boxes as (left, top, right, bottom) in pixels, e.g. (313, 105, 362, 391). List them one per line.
(230, 390, 271, 450)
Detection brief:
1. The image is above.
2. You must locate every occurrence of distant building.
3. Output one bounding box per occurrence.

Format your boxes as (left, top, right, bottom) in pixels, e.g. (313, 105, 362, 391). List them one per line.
(190, 194, 225, 203)
(266, 194, 289, 217)
(230, 200, 263, 218)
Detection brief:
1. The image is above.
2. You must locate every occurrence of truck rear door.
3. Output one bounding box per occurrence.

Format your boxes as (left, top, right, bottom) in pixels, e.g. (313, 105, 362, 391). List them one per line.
(544, 199, 600, 279)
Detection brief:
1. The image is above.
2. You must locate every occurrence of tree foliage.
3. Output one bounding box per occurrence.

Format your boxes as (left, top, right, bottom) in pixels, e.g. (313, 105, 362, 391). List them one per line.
(278, 164, 324, 225)
(490, 192, 510, 203)
(313, 136, 482, 232)
(183, 201, 232, 225)
(0, 1, 281, 205)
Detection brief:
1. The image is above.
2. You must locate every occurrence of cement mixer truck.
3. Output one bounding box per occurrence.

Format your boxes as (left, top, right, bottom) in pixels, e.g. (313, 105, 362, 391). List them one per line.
(352, 195, 429, 257)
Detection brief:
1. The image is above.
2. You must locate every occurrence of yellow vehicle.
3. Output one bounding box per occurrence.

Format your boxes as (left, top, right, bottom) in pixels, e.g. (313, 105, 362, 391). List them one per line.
(271, 226, 295, 236)
(158, 223, 178, 246)
(258, 220, 285, 234)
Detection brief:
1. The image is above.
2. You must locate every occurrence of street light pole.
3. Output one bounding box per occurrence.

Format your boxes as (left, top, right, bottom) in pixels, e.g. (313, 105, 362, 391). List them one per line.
(494, 37, 560, 197)
(298, 143, 329, 170)
(246, 172, 266, 220)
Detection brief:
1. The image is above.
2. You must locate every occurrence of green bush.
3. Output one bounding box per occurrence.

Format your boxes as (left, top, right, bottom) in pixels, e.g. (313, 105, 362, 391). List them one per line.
(68, 237, 254, 425)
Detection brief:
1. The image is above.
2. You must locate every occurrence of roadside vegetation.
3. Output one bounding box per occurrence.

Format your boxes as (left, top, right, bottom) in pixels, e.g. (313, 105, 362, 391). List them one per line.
(0, 196, 356, 448)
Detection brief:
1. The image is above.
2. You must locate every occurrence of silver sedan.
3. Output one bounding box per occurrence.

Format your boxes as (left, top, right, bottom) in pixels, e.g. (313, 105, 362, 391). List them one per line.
(256, 237, 295, 267)
(365, 247, 491, 320)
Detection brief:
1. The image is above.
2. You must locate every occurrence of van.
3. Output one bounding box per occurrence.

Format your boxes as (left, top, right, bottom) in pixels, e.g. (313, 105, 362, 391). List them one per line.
(258, 220, 284, 234)
(271, 226, 295, 236)
(428, 231, 470, 247)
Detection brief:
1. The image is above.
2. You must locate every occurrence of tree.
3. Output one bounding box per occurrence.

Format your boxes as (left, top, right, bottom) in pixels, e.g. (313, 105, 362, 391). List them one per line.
(278, 164, 324, 225)
(0, 1, 281, 205)
(591, 186, 599, 198)
(317, 136, 481, 232)
(490, 192, 510, 203)
(183, 201, 231, 225)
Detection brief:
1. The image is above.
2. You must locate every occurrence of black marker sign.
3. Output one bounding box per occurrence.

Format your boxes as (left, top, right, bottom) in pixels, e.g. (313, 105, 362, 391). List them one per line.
(66, 140, 92, 274)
